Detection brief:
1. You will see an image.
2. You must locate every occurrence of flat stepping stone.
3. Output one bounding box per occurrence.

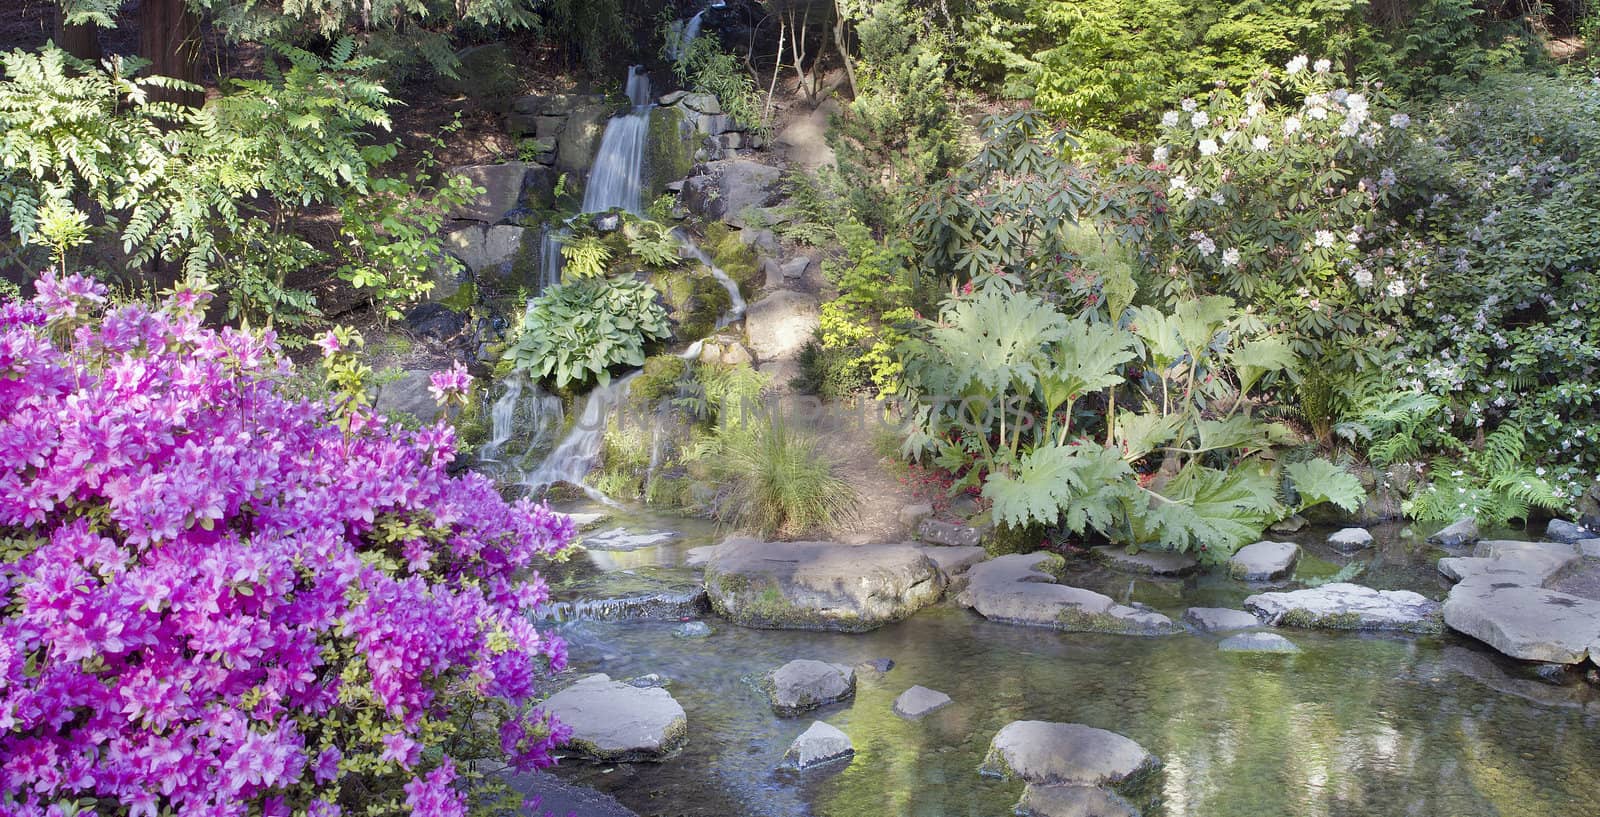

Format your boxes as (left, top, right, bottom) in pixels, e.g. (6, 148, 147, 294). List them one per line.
(1227, 541, 1300, 581)
(1328, 527, 1374, 551)
(957, 554, 1178, 635)
(781, 721, 853, 771)
(1438, 541, 1578, 587)
(1547, 519, 1595, 544)
(917, 545, 988, 576)
(1270, 515, 1307, 533)
(1444, 580, 1600, 664)
(672, 620, 712, 638)
(1578, 539, 1600, 559)
(704, 539, 945, 632)
(980, 721, 1159, 789)
(543, 674, 687, 761)
(583, 528, 678, 551)
(762, 659, 855, 717)
(1182, 607, 1261, 633)
(1016, 784, 1139, 817)
(538, 568, 707, 622)
(1428, 517, 1480, 547)
(1090, 546, 1201, 577)
(565, 512, 610, 530)
(892, 685, 952, 719)
(1244, 583, 1442, 633)
(918, 517, 984, 547)
(1219, 632, 1301, 653)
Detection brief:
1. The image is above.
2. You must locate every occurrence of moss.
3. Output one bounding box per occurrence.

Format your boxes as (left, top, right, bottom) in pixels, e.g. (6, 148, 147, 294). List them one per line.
(632, 355, 689, 404)
(644, 106, 696, 201)
(650, 267, 734, 343)
(986, 522, 1043, 556)
(438, 279, 478, 313)
(1280, 609, 1365, 630)
(703, 222, 761, 301)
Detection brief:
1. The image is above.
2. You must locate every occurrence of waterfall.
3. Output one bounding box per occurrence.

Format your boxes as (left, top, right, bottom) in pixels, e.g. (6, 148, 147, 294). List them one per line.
(477, 373, 566, 479)
(479, 373, 524, 463)
(580, 67, 653, 216)
(668, 10, 708, 62)
(521, 372, 641, 504)
(675, 231, 746, 327)
(538, 227, 565, 290)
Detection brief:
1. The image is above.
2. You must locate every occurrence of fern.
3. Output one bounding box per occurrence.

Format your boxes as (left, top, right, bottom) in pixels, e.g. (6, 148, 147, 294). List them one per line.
(561, 234, 613, 279)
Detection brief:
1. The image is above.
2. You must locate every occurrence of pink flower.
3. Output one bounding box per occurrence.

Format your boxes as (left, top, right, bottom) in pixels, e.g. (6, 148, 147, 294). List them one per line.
(314, 331, 342, 358)
(427, 362, 472, 405)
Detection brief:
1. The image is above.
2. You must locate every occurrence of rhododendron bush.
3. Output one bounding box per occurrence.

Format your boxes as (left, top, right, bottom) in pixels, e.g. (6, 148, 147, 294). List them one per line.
(0, 274, 575, 816)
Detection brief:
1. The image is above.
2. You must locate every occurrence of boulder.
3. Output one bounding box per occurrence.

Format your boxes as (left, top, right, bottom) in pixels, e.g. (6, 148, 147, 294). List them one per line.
(672, 620, 713, 639)
(744, 290, 820, 361)
(704, 539, 946, 632)
(682, 159, 782, 226)
(779, 256, 810, 282)
(1578, 539, 1600, 560)
(681, 92, 722, 114)
(1089, 546, 1201, 577)
(404, 303, 466, 342)
(1269, 515, 1308, 534)
(447, 163, 535, 223)
(762, 659, 856, 717)
(1428, 517, 1480, 548)
(1228, 541, 1300, 581)
(957, 554, 1179, 636)
(1443, 580, 1600, 664)
(918, 545, 988, 577)
(555, 102, 612, 176)
(856, 658, 896, 677)
(917, 518, 985, 548)
(1547, 519, 1595, 544)
(697, 337, 753, 367)
(1219, 632, 1301, 653)
(1016, 785, 1139, 817)
(979, 721, 1159, 789)
(1244, 583, 1442, 633)
(899, 502, 934, 529)
(658, 90, 689, 106)
(542, 674, 687, 761)
(1328, 527, 1374, 551)
(445, 223, 525, 275)
(1437, 540, 1578, 587)
(893, 685, 953, 719)
(504, 771, 640, 817)
(738, 228, 780, 257)
(1182, 607, 1261, 633)
(781, 721, 853, 771)
(374, 370, 450, 424)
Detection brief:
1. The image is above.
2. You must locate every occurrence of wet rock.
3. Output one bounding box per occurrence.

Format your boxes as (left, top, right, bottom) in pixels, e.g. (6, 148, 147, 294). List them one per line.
(899, 502, 934, 528)
(555, 102, 611, 176)
(918, 518, 985, 548)
(781, 721, 853, 771)
(763, 659, 855, 717)
(918, 545, 988, 577)
(543, 674, 687, 761)
(744, 290, 820, 361)
(979, 721, 1159, 789)
(1444, 580, 1600, 664)
(1227, 541, 1300, 581)
(673, 621, 713, 639)
(504, 770, 640, 817)
(1219, 632, 1300, 653)
(1437, 541, 1578, 587)
(1578, 539, 1600, 559)
(1428, 517, 1480, 548)
(957, 554, 1179, 635)
(1547, 519, 1595, 544)
(1016, 785, 1139, 817)
(565, 512, 610, 530)
(447, 163, 535, 223)
(658, 90, 689, 106)
(704, 539, 945, 632)
(592, 212, 623, 234)
(1089, 546, 1200, 577)
(1244, 583, 1443, 633)
(1269, 515, 1307, 534)
(539, 569, 708, 623)
(404, 303, 467, 342)
(446, 223, 525, 274)
(626, 673, 667, 688)
(683, 544, 721, 566)
(855, 657, 895, 677)
(1182, 607, 1261, 633)
(681, 92, 722, 114)
(1328, 527, 1374, 552)
(893, 685, 952, 719)
(583, 528, 678, 551)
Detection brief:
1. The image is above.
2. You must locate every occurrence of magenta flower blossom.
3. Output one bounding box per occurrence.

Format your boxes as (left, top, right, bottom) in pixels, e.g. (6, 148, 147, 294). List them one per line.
(427, 362, 473, 405)
(313, 330, 342, 358)
(0, 277, 575, 817)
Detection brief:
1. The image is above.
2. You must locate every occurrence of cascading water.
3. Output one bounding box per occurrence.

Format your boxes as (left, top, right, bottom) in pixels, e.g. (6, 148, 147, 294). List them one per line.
(667, 9, 708, 62)
(675, 231, 745, 327)
(476, 372, 565, 480)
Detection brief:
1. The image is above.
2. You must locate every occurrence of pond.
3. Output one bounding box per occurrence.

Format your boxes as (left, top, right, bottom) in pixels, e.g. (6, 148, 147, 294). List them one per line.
(540, 507, 1600, 817)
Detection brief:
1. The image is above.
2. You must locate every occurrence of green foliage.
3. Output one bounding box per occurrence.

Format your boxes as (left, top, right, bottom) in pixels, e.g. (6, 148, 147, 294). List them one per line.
(668, 34, 767, 136)
(808, 221, 916, 397)
(505, 278, 672, 388)
(624, 218, 683, 269)
(698, 416, 858, 537)
(561, 234, 613, 279)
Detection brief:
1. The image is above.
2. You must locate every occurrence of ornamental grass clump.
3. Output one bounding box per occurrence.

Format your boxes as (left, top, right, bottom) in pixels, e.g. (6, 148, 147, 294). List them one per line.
(0, 273, 575, 817)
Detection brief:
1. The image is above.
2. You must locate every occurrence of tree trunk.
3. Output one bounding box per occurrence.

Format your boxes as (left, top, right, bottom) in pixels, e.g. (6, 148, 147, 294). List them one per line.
(832, 2, 856, 98)
(139, 0, 205, 108)
(53, 8, 103, 63)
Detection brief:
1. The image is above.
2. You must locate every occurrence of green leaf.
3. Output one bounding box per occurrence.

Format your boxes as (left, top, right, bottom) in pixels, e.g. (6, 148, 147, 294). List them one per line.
(1285, 458, 1365, 514)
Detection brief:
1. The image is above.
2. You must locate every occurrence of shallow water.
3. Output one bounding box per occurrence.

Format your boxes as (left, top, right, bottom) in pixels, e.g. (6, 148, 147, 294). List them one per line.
(541, 510, 1600, 817)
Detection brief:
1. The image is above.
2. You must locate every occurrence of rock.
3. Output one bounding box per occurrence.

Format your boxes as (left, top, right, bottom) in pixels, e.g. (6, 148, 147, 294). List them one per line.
(1089, 546, 1200, 577)
(918, 518, 984, 548)
(893, 685, 952, 719)
(583, 528, 678, 551)
(697, 337, 753, 367)
(564, 512, 609, 530)
(681, 92, 722, 114)
(856, 658, 895, 677)
(1444, 581, 1600, 664)
(1227, 541, 1300, 581)
(899, 502, 934, 528)
(682, 159, 782, 226)
(542, 674, 687, 761)
(738, 227, 780, 257)
(404, 302, 467, 342)
(918, 545, 988, 577)
(1578, 539, 1600, 559)
(957, 554, 1179, 636)
(555, 102, 612, 176)
(683, 544, 722, 566)
(1182, 607, 1261, 633)
(1328, 527, 1374, 551)
(1219, 632, 1301, 653)
(762, 659, 856, 717)
(592, 212, 622, 233)
(1244, 583, 1442, 633)
(744, 290, 820, 361)
(445, 223, 525, 274)
(1547, 519, 1594, 544)
(1270, 515, 1307, 534)
(779, 256, 810, 282)
(704, 539, 946, 632)
(504, 770, 641, 817)
(625, 673, 666, 688)
(979, 721, 1159, 789)
(781, 721, 853, 771)
(1437, 541, 1579, 587)
(374, 370, 450, 424)
(719, 131, 744, 150)
(538, 568, 707, 623)
(1429, 517, 1480, 547)
(658, 90, 689, 106)
(672, 621, 713, 639)
(697, 113, 735, 136)
(1015, 785, 1139, 817)
(447, 163, 535, 223)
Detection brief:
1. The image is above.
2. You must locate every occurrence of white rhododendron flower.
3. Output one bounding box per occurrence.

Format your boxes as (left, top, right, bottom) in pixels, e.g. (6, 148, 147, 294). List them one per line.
(1354, 268, 1374, 288)
(1389, 113, 1411, 129)
(1287, 55, 1308, 74)
(1191, 110, 1210, 129)
(1162, 111, 1180, 128)
(1252, 134, 1270, 151)
(1153, 145, 1170, 163)
(1387, 279, 1408, 298)
(1314, 58, 1331, 74)
(1314, 230, 1336, 248)
(1181, 98, 1198, 112)
(1198, 139, 1219, 156)
(1222, 248, 1241, 267)
(1284, 117, 1302, 135)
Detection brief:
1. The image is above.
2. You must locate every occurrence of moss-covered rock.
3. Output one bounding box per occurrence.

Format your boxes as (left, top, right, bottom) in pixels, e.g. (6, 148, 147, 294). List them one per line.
(702, 222, 762, 301)
(645, 105, 697, 203)
(704, 539, 946, 632)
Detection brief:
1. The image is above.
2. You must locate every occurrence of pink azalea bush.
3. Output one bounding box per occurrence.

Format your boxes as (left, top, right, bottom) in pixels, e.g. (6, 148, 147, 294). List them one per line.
(0, 274, 575, 817)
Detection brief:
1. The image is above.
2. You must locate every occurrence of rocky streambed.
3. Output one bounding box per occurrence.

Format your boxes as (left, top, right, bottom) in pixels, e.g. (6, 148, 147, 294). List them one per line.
(528, 506, 1600, 817)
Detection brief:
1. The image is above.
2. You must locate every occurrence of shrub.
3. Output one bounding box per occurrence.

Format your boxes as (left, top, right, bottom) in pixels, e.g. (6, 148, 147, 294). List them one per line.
(704, 417, 858, 538)
(0, 274, 575, 817)
(505, 278, 673, 389)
